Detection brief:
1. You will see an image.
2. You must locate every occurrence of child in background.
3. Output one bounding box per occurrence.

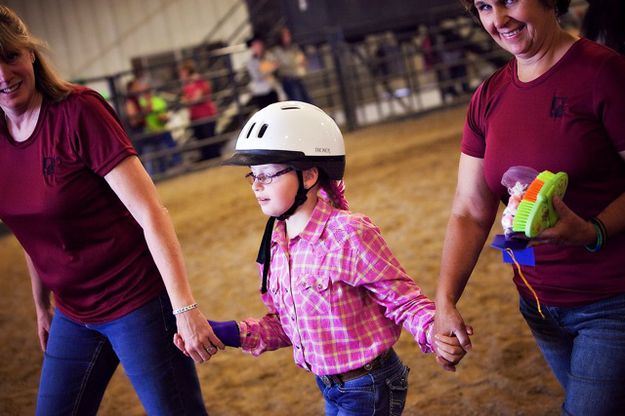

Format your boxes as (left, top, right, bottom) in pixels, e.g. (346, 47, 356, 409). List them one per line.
(176, 101, 466, 415)
(135, 78, 181, 174)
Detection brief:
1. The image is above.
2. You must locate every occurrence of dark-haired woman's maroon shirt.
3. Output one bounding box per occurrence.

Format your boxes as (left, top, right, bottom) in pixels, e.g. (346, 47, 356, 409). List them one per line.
(462, 39, 625, 307)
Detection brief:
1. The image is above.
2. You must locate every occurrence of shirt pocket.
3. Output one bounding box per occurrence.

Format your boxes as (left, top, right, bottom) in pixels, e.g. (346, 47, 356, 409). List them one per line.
(299, 273, 332, 315)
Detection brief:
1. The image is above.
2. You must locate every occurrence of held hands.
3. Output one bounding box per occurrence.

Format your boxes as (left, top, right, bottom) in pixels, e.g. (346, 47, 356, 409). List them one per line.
(173, 308, 225, 363)
(433, 328, 473, 372)
(174, 318, 241, 363)
(531, 196, 596, 247)
(433, 304, 473, 372)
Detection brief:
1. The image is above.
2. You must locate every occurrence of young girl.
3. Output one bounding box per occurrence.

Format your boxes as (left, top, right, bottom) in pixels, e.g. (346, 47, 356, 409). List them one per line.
(177, 101, 466, 415)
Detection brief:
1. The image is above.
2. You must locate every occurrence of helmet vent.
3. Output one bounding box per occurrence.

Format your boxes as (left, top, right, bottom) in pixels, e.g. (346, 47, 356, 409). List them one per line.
(245, 122, 256, 138)
(258, 124, 269, 138)
(280, 105, 300, 110)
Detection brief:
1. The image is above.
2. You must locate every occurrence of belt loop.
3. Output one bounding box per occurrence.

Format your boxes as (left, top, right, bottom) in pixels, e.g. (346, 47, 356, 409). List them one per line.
(320, 375, 332, 387)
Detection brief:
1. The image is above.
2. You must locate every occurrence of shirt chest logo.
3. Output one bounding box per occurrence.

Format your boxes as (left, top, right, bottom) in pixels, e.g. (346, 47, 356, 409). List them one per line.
(550, 96, 568, 118)
(43, 156, 60, 176)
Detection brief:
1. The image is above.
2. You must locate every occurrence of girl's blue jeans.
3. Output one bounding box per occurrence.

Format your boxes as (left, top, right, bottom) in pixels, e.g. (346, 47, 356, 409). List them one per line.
(35, 291, 207, 416)
(315, 349, 410, 416)
(520, 293, 625, 416)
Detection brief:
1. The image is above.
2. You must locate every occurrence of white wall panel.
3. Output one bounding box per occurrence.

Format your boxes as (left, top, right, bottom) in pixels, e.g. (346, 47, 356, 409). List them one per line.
(70, 0, 101, 76)
(35, 0, 74, 76)
(166, 0, 188, 48)
(3, 0, 249, 80)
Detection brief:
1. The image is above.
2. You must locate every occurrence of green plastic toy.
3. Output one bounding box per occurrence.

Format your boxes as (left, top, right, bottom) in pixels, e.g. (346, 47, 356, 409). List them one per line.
(512, 170, 568, 238)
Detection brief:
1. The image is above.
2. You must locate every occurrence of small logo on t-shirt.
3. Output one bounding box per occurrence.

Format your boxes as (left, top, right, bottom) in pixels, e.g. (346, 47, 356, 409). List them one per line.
(550, 96, 567, 118)
(43, 157, 59, 176)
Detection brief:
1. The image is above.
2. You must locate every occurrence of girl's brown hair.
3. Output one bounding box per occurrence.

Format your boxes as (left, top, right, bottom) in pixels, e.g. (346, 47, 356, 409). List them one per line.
(0, 5, 72, 102)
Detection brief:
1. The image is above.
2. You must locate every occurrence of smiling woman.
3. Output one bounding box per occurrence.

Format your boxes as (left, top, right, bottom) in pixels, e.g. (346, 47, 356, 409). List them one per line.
(0, 26, 64, 142)
(0, 5, 221, 415)
(433, 0, 625, 415)
(468, 0, 574, 76)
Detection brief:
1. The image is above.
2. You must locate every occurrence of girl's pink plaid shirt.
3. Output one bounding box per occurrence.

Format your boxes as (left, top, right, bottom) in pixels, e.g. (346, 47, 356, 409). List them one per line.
(238, 198, 435, 376)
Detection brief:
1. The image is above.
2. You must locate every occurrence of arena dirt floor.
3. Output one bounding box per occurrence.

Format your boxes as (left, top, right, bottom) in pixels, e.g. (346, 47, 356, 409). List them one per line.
(0, 106, 563, 415)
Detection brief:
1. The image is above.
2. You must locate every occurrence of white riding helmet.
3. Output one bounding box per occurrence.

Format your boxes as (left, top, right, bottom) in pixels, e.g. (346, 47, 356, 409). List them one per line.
(223, 101, 346, 180)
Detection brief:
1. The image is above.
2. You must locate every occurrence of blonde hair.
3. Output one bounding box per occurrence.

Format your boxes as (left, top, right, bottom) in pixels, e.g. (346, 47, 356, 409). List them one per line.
(0, 5, 72, 102)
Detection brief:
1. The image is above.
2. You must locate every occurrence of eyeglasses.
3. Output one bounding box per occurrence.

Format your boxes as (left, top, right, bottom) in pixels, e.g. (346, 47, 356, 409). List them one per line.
(245, 167, 294, 185)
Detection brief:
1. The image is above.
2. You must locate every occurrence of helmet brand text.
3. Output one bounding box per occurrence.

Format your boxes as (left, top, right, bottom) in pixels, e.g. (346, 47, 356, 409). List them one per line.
(315, 147, 331, 154)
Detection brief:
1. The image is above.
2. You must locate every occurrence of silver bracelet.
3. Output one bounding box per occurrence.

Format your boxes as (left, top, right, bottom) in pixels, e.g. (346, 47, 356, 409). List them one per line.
(172, 303, 198, 315)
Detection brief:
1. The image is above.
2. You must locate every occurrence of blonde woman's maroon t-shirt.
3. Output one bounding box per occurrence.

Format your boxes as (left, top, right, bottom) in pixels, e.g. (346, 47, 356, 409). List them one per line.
(0, 87, 164, 323)
(462, 39, 625, 307)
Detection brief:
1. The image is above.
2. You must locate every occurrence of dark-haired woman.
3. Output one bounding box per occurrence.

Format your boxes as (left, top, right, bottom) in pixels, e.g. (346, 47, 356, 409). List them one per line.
(433, 1, 625, 414)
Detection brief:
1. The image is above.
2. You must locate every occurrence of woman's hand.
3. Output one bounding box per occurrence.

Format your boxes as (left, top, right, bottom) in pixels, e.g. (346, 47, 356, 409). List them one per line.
(36, 307, 53, 352)
(433, 303, 473, 372)
(25, 251, 53, 353)
(433, 328, 473, 372)
(174, 308, 225, 363)
(532, 197, 596, 246)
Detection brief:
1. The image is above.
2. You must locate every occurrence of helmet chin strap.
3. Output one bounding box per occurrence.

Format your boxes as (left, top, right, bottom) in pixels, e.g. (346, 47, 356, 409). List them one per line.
(277, 171, 309, 221)
(256, 170, 316, 293)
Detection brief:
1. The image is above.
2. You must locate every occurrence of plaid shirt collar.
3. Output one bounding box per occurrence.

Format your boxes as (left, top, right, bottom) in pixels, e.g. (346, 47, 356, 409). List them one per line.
(272, 197, 333, 248)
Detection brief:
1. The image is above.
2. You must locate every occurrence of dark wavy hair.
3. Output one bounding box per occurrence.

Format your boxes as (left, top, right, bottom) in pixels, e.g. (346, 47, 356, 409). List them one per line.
(581, 0, 625, 55)
(0, 5, 72, 102)
(459, 0, 571, 21)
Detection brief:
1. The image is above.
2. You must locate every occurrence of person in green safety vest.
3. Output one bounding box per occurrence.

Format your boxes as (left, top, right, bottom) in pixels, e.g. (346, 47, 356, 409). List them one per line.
(135, 79, 181, 175)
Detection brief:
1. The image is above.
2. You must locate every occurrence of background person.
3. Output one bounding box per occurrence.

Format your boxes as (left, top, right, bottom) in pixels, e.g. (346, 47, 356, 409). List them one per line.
(123, 77, 146, 136)
(0, 6, 222, 415)
(179, 60, 220, 161)
(272, 27, 313, 103)
(433, 0, 625, 414)
(136, 77, 182, 175)
(245, 34, 280, 109)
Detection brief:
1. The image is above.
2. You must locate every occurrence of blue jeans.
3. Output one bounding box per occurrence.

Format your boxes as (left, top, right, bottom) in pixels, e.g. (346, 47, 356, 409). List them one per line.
(192, 121, 219, 161)
(139, 132, 182, 176)
(281, 77, 313, 103)
(520, 294, 625, 416)
(36, 292, 207, 416)
(315, 349, 410, 416)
